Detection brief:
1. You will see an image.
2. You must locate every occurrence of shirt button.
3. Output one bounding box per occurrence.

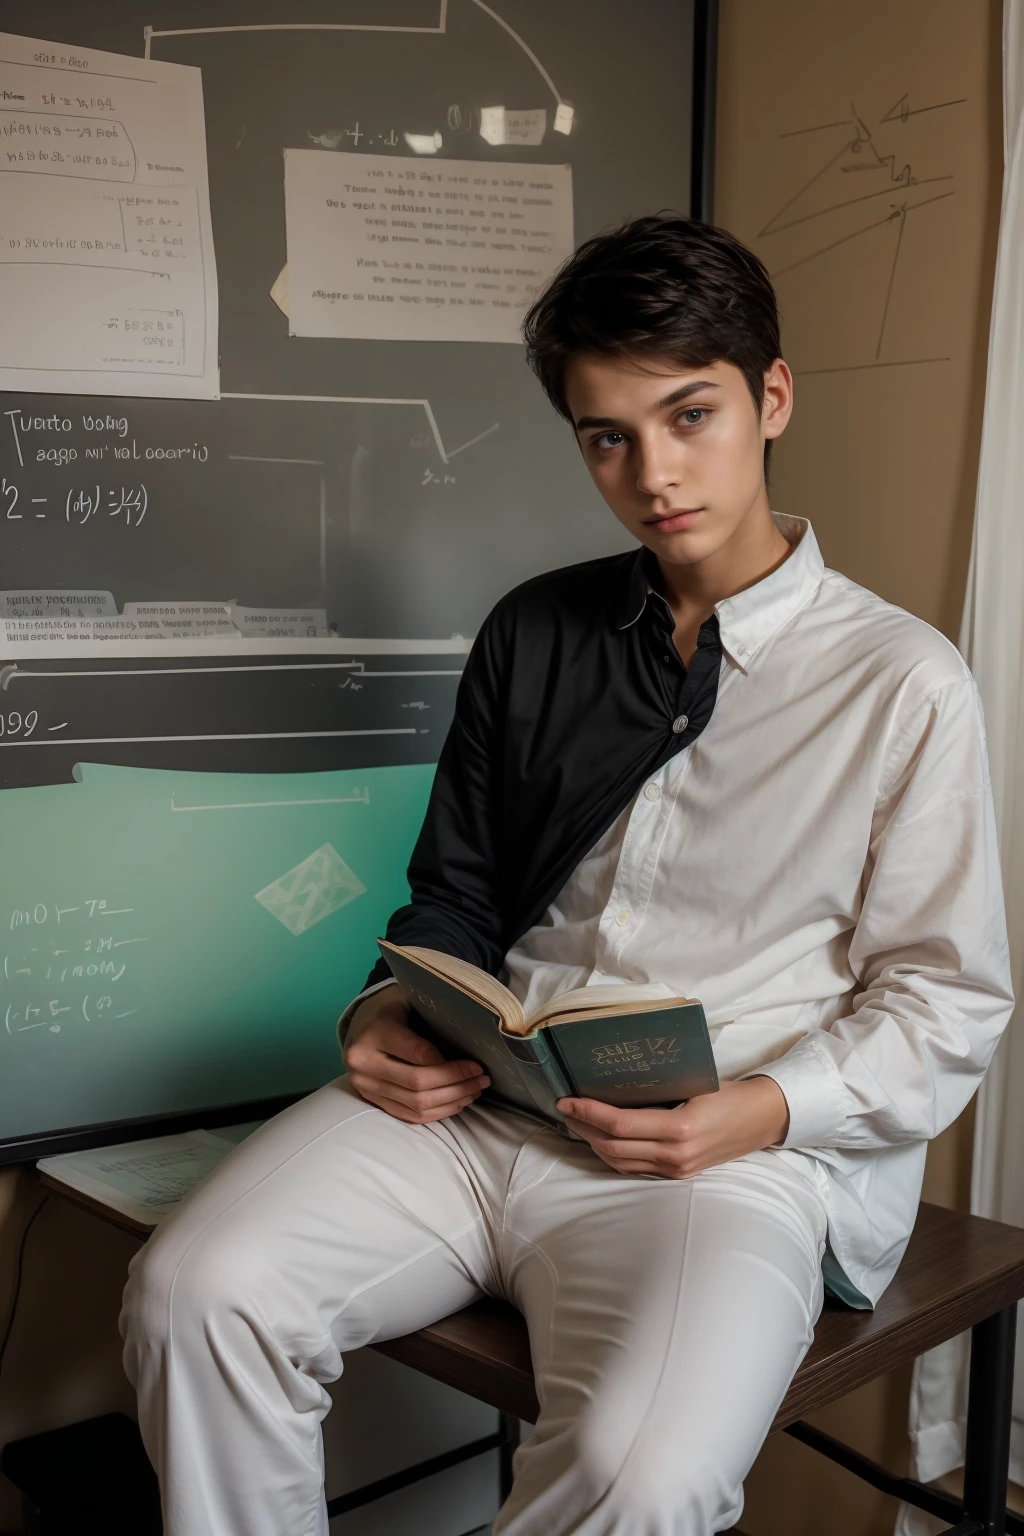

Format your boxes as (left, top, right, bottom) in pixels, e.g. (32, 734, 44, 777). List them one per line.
(644, 783, 661, 802)
(672, 714, 689, 734)
(614, 908, 630, 926)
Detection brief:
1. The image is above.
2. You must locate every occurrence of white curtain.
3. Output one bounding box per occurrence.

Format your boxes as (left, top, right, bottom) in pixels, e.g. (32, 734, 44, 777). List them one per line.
(895, 2, 1024, 1528)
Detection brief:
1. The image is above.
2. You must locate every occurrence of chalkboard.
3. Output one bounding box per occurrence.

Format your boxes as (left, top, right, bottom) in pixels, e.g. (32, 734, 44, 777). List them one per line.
(0, 0, 714, 1161)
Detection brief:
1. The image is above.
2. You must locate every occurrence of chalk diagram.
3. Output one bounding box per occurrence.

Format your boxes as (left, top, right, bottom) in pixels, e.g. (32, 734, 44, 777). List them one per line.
(759, 92, 965, 376)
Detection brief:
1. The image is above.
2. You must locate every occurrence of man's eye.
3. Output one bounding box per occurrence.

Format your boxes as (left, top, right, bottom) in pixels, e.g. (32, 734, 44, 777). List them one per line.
(681, 407, 708, 426)
(594, 431, 626, 450)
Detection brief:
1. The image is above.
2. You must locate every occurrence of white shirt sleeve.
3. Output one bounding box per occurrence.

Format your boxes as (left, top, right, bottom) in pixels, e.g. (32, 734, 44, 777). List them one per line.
(757, 675, 1014, 1152)
(336, 979, 403, 1053)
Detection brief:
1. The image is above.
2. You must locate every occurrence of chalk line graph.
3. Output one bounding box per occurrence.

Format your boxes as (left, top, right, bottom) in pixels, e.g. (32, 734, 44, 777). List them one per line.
(144, 0, 567, 107)
(761, 93, 965, 370)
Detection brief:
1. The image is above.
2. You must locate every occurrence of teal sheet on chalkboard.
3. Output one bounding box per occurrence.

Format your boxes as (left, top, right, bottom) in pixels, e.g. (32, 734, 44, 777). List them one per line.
(0, 762, 432, 1145)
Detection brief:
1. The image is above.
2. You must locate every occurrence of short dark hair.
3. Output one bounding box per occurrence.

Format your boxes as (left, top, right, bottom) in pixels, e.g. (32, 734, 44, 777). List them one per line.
(522, 212, 783, 471)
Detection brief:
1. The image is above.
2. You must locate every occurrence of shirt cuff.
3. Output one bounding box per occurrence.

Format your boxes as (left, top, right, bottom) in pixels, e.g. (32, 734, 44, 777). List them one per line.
(336, 979, 402, 1053)
(747, 1032, 850, 1149)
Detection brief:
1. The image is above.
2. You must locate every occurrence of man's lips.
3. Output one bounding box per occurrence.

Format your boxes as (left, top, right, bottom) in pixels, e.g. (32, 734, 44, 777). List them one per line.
(643, 508, 704, 532)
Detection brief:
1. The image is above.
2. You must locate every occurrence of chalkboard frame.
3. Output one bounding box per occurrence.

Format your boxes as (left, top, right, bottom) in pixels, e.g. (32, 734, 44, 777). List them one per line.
(1, 0, 719, 1166)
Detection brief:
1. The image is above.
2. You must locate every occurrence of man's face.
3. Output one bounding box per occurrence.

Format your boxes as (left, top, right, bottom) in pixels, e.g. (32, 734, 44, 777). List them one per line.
(564, 354, 792, 570)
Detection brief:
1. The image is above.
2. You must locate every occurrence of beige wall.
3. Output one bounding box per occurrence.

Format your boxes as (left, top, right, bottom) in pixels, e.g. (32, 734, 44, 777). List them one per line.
(714, 0, 1002, 1531)
(0, 4, 1005, 1533)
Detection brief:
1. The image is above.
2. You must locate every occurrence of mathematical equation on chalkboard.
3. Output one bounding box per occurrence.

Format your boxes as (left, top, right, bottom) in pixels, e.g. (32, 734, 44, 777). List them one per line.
(3, 477, 149, 525)
(5, 894, 147, 1036)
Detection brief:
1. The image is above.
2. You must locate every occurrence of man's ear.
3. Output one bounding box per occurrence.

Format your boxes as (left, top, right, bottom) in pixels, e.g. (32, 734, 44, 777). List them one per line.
(762, 358, 794, 443)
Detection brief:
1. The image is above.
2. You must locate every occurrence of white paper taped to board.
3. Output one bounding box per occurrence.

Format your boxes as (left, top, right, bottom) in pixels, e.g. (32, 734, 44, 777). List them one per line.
(0, 32, 219, 400)
(230, 606, 329, 638)
(480, 108, 547, 147)
(0, 617, 148, 645)
(270, 264, 291, 318)
(284, 149, 574, 345)
(122, 600, 237, 636)
(0, 622, 474, 658)
(0, 590, 117, 618)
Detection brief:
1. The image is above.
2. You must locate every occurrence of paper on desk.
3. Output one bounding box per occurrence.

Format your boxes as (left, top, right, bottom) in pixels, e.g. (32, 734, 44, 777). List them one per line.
(283, 149, 573, 344)
(0, 32, 219, 399)
(37, 1128, 248, 1224)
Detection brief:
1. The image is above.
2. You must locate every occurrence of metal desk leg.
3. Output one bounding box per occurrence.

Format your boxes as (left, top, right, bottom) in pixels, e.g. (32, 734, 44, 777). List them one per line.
(498, 1413, 520, 1503)
(962, 1303, 1017, 1536)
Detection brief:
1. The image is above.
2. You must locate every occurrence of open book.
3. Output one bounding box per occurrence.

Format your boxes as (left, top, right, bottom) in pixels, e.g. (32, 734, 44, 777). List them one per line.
(379, 940, 719, 1134)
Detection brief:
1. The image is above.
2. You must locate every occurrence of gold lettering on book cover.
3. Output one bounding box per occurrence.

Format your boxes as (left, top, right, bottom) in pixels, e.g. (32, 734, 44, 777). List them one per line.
(590, 1037, 681, 1076)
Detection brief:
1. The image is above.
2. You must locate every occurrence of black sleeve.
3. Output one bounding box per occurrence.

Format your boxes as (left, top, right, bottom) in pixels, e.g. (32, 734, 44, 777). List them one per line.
(360, 602, 510, 990)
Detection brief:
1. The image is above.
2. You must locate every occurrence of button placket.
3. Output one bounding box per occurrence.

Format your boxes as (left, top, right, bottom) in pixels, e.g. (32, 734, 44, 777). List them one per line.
(604, 774, 677, 956)
(628, 756, 689, 936)
(601, 788, 658, 950)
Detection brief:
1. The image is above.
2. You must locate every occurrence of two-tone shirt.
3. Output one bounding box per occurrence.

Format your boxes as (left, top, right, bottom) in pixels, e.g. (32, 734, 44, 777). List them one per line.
(358, 514, 1012, 1305)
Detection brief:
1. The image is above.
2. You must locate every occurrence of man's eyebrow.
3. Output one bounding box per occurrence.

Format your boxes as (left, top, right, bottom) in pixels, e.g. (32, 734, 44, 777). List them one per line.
(574, 380, 721, 432)
(654, 380, 720, 410)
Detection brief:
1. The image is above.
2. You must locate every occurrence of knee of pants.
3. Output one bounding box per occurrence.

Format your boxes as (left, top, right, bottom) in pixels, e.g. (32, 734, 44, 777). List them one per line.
(569, 1404, 738, 1529)
(120, 1218, 288, 1376)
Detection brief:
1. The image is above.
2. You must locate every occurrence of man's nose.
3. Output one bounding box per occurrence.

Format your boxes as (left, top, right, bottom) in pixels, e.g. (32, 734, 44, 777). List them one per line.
(634, 439, 681, 497)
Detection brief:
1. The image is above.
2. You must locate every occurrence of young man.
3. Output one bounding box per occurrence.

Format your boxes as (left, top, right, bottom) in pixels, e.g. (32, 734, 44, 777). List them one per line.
(121, 216, 1012, 1536)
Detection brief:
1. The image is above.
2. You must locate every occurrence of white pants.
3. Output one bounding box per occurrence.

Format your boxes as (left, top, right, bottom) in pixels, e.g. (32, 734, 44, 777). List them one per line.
(120, 1077, 828, 1536)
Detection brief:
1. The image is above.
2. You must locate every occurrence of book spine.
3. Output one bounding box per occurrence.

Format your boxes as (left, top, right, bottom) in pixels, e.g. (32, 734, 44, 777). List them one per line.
(501, 1032, 571, 1119)
(542, 1027, 581, 1099)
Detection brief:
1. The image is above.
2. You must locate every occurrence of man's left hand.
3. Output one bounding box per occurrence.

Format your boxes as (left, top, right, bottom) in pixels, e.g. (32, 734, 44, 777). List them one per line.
(556, 1076, 791, 1179)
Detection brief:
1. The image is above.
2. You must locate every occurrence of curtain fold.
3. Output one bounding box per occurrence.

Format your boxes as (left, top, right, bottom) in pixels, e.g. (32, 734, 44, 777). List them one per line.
(895, 2, 1024, 1528)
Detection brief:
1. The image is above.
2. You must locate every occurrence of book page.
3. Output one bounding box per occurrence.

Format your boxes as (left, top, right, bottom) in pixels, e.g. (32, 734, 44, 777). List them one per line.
(527, 982, 678, 1031)
(0, 32, 219, 399)
(380, 940, 525, 1030)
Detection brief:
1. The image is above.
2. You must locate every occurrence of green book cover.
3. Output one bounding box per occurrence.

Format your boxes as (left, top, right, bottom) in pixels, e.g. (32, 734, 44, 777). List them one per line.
(380, 942, 719, 1134)
(538, 1007, 718, 1108)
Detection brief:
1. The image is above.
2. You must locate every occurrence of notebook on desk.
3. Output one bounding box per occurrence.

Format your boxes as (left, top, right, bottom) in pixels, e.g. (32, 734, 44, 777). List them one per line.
(37, 1122, 263, 1234)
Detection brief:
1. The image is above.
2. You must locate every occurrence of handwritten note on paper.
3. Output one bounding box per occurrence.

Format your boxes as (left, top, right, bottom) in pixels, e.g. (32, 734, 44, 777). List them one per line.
(37, 1130, 243, 1224)
(0, 32, 219, 399)
(283, 150, 574, 344)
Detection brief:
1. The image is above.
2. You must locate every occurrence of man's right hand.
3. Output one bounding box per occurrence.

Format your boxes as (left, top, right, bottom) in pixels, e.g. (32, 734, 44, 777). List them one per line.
(343, 984, 490, 1124)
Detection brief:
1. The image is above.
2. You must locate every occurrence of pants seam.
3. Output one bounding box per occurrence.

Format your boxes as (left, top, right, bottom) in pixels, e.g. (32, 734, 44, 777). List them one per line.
(572, 1180, 696, 1530)
(160, 1106, 377, 1535)
(340, 1215, 485, 1315)
(500, 1226, 561, 1412)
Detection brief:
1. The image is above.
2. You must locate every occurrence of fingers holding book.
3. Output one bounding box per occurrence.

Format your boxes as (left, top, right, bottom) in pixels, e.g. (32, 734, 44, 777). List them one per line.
(556, 1077, 791, 1179)
(344, 984, 490, 1124)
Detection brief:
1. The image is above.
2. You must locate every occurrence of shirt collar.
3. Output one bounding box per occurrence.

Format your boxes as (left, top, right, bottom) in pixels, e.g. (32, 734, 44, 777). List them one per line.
(614, 514, 825, 671)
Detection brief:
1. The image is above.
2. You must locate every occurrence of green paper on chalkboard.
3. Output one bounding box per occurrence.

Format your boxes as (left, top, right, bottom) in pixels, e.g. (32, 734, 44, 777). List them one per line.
(0, 762, 432, 1148)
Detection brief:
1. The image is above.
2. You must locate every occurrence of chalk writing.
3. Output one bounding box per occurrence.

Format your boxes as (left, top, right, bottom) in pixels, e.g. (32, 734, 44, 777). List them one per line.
(65, 484, 148, 524)
(4, 894, 147, 1035)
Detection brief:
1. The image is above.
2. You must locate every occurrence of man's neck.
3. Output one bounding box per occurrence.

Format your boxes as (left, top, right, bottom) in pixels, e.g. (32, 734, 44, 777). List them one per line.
(655, 497, 793, 666)
(656, 498, 792, 615)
